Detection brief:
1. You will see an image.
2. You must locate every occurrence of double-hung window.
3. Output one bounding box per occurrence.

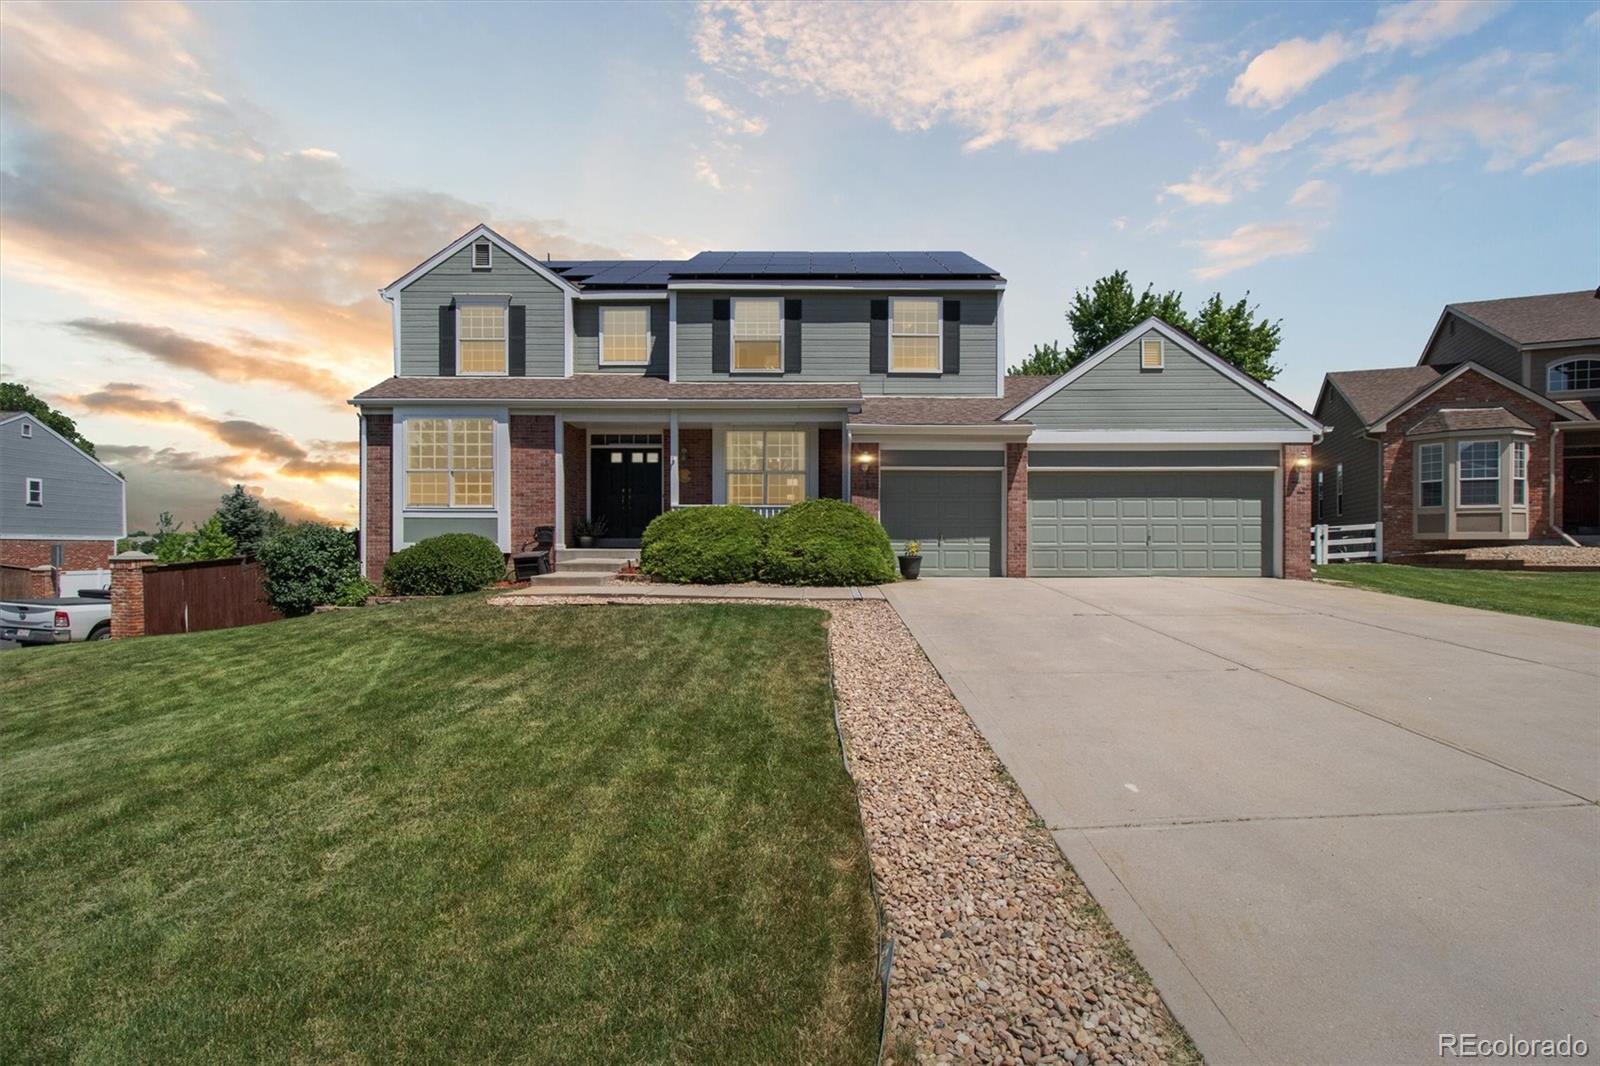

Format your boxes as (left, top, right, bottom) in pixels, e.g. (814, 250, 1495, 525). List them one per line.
(732, 299, 782, 372)
(405, 418, 493, 508)
(1457, 440, 1500, 506)
(726, 430, 805, 506)
(890, 297, 941, 373)
(1512, 440, 1528, 506)
(600, 306, 650, 366)
(25, 477, 43, 506)
(457, 301, 507, 374)
(1418, 444, 1444, 508)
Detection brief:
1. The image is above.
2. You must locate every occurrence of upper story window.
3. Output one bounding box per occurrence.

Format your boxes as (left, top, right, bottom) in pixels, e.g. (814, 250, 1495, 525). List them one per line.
(1417, 443, 1444, 508)
(600, 306, 650, 366)
(1547, 358, 1599, 393)
(25, 477, 43, 506)
(1141, 336, 1165, 370)
(1457, 440, 1500, 506)
(457, 301, 507, 374)
(405, 418, 493, 508)
(471, 239, 492, 270)
(19, 422, 32, 438)
(732, 298, 782, 372)
(726, 430, 805, 505)
(890, 297, 941, 373)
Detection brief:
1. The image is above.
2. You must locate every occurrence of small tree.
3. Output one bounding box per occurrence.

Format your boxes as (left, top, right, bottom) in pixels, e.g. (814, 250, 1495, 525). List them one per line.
(154, 516, 237, 564)
(215, 485, 284, 557)
(257, 523, 359, 616)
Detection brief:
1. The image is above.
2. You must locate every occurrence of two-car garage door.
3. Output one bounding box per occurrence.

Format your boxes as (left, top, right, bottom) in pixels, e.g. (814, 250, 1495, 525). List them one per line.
(1029, 472, 1272, 577)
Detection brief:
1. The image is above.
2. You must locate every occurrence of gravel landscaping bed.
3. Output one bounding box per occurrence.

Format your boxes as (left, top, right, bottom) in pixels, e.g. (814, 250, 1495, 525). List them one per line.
(502, 595, 1197, 1065)
(1400, 544, 1600, 568)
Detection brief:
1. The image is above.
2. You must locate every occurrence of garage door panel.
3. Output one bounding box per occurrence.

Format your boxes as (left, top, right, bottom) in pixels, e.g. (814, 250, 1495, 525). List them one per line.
(883, 471, 1002, 578)
(1030, 471, 1273, 577)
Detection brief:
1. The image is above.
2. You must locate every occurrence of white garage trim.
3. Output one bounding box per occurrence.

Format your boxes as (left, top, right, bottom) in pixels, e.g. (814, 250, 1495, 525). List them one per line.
(1029, 429, 1316, 445)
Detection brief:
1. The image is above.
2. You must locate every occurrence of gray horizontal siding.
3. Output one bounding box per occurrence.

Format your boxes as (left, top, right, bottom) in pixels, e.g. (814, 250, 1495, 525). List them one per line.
(881, 449, 1004, 467)
(0, 417, 123, 538)
(399, 243, 565, 376)
(1422, 314, 1520, 381)
(1310, 386, 1383, 525)
(676, 291, 998, 395)
(1026, 329, 1303, 430)
(1531, 346, 1600, 398)
(573, 302, 668, 376)
(1029, 449, 1278, 468)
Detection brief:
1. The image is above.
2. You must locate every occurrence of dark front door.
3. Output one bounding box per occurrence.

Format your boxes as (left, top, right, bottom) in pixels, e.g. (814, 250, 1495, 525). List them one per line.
(590, 446, 663, 541)
(1564, 449, 1600, 531)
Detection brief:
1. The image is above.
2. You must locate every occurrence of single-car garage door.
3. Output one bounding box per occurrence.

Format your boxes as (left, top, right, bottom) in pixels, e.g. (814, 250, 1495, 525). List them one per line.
(1029, 472, 1272, 576)
(881, 471, 1003, 577)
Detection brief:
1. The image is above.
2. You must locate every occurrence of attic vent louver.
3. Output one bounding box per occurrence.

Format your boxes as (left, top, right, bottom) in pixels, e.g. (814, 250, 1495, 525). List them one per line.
(472, 239, 492, 270)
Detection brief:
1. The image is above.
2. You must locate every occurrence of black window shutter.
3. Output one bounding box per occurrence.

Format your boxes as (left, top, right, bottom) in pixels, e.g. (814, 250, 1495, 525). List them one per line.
(869, 299, 889, 374)
(943, 299, 961, 375)
(438, 304, 456, 376)
(784, 298, 802, 374)
(507, 304, 526, 375)
(712, 299, 731, 373)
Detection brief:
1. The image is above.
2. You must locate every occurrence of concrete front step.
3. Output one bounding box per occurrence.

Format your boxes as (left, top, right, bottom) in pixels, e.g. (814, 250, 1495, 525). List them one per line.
(529, 571, 615, 586)
(558, 559, 630, 574)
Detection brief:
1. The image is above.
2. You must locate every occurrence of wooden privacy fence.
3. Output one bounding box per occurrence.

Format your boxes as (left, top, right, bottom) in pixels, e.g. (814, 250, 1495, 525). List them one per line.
(143, 557, 282, 636)
(0, 564, 35, 600)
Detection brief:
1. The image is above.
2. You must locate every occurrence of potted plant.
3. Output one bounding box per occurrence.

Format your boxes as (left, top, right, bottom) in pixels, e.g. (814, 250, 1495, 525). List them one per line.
(898, 539, 923, 580)
(573, 515, 608, 548)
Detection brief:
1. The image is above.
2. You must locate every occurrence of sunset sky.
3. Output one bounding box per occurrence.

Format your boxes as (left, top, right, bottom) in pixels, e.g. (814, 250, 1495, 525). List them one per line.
(1, 0, 1595, 530)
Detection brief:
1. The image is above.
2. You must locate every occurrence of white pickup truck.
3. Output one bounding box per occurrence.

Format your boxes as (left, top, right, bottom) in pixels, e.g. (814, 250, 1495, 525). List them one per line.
(0, 588, 112, 645)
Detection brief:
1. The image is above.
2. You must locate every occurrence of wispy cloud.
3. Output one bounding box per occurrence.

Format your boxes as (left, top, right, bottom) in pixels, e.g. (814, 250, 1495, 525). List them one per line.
(1228, 32, 1351, 111)
(1524, 133, 1600, 175)
(694, 0, 1206, 152)
(685, 73, 767, 136)
(98, 444, 340, 529)
(693, 153, 724, 191)
(1188, 221, 1321, 280)
(1288, 178, 1339, 209)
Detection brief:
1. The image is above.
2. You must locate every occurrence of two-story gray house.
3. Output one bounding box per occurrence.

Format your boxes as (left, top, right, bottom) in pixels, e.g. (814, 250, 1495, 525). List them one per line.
(0, 411, 126, 571)
(352, 225, 1324, 580)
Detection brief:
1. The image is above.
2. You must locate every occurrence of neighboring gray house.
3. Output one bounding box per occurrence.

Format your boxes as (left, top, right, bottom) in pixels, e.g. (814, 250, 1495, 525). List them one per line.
(0, 411, 126, 571)
(352, 224, 1324, 580)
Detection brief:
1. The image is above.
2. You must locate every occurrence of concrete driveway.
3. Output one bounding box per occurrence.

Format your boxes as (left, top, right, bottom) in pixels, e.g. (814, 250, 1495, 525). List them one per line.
(886, 577, 1599, 1066)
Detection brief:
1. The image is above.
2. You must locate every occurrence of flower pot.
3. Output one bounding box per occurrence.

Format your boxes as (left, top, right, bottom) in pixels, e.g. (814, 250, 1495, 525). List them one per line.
(898, 554, 922, 580)
(577, 535, 595, 549)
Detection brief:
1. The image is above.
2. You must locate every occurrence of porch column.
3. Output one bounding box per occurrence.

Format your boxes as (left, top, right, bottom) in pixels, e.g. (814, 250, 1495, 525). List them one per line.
(669, 411, 681, 509)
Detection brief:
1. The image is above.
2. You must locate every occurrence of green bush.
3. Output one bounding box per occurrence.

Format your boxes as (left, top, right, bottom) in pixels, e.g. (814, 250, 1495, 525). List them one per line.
(639, 506, 767, 584)
(332, 577, 380, 606)
(761, 499, 897, 586)
(383, 533, 506, 596)
(258, 523, 359, 616)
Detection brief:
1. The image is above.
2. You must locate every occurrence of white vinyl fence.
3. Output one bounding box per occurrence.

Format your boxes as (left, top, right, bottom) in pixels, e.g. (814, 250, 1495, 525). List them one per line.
(1312, 523, 1382, 565)
(59, 569, 112, 596)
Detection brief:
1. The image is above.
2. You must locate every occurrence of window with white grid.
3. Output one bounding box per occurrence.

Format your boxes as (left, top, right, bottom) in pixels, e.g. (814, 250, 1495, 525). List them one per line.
(1457, 440, 1500, 506)
(457, 303, 507, 374)
(1512, 440, 1528, 506)
(732, 299, 782, 371)
(406, 418, 494, 507)
(1418, 443, 1443, 508)
(725, 430, 806, 505)
(600, 306, 650, 365)
(890, 297, 941, 372)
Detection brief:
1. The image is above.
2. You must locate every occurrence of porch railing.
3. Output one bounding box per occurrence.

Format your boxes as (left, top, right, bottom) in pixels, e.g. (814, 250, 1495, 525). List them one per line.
(674, 503, 790, 519)
(1312, 522, 1383, 564)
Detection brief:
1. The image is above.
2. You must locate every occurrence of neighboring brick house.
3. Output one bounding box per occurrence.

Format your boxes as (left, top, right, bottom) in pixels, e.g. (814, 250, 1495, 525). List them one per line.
(1312, 290, 1599, 554)
(352, 225, 1324, 581)
(0, 412, 125, 571)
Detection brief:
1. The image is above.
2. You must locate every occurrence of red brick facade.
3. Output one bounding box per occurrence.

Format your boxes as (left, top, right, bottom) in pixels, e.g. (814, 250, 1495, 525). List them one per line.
(818, 427, 843, 500)
(563, 421, 586, 546)
(109, 553, 155, 639)
(678, 428, 713, 505)
(1005, 442, 1029, 578)
(510, 415, 555, 552)
(1282, 443, 1313, 580)
(1376, 370, 1563, 558)
(850, 443, 880, 517)
(0, 539, 114, 570)
(362, 413, 393, 581)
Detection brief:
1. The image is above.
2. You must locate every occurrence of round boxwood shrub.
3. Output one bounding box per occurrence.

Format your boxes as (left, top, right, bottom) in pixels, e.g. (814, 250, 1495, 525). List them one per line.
(383, 533, 506, 596)
(761, 499, 897, 586)
(639, 505, 767, 584)
(257, 522, 359, 616)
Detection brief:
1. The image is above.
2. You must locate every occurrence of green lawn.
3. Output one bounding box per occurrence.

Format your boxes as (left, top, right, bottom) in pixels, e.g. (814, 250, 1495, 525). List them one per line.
(0, 597, 880, 1065)
(1315, 563, 1600, 626)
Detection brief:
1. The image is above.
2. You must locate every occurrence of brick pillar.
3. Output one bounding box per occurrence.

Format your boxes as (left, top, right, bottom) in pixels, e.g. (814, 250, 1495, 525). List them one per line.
(1282, 444, 1313, 580)
(851, 443, 880, 518)
(818, 427, 843, 500)
(1005, 442, 1029, 578)
(679, 428, 712, 505)
(510, 414, 556, 553)
(110, 551, 156, 639)
(363, 413, 392, 582)
(27, 565, 56, 598)
(563, 422, 586, 547)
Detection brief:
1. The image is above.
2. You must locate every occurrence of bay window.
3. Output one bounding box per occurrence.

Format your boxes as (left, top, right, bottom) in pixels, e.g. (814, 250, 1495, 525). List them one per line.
(406, 418, 493, 507)
(457, 300, 507, 374)
(726, 430, 805, 506)
(732, 299, 782, 372)
(1457, 440, 1499, 506)
(1417, 444, 1443, 508)
(890, 297, 941, 373)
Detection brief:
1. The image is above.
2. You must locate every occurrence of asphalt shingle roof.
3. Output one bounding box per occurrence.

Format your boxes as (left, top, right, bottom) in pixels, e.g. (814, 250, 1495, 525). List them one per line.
(1405, 407, 1532, 436)
(1450, 290, 1600, 346)
(1325, 365, 1453, 425)
(851, 375, 1056, 425)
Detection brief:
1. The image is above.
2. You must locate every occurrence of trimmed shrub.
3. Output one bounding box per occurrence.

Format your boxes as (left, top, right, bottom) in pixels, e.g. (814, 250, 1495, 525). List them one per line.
(383, 533, 506, 596)
(332, 577, 380, 607)
(639, 506, 767, 584)
(761, 499, 897, 586)
(258, 522, 359, 616)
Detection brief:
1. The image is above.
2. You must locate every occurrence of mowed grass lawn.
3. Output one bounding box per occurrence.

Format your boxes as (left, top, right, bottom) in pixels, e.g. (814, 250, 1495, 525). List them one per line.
(0, 597, 880, 1065)
(1315, 563, 1600, 627)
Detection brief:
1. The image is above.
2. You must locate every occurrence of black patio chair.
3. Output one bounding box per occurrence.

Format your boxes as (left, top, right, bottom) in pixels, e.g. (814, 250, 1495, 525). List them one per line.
(512, 525, 556, 579)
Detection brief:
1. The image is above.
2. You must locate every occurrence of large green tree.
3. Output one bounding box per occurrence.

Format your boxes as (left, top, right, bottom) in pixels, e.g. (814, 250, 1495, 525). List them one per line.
(215, 485, 287, 558)
(1012, 271, 1282, 382)
(0, 381, 97, 455)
